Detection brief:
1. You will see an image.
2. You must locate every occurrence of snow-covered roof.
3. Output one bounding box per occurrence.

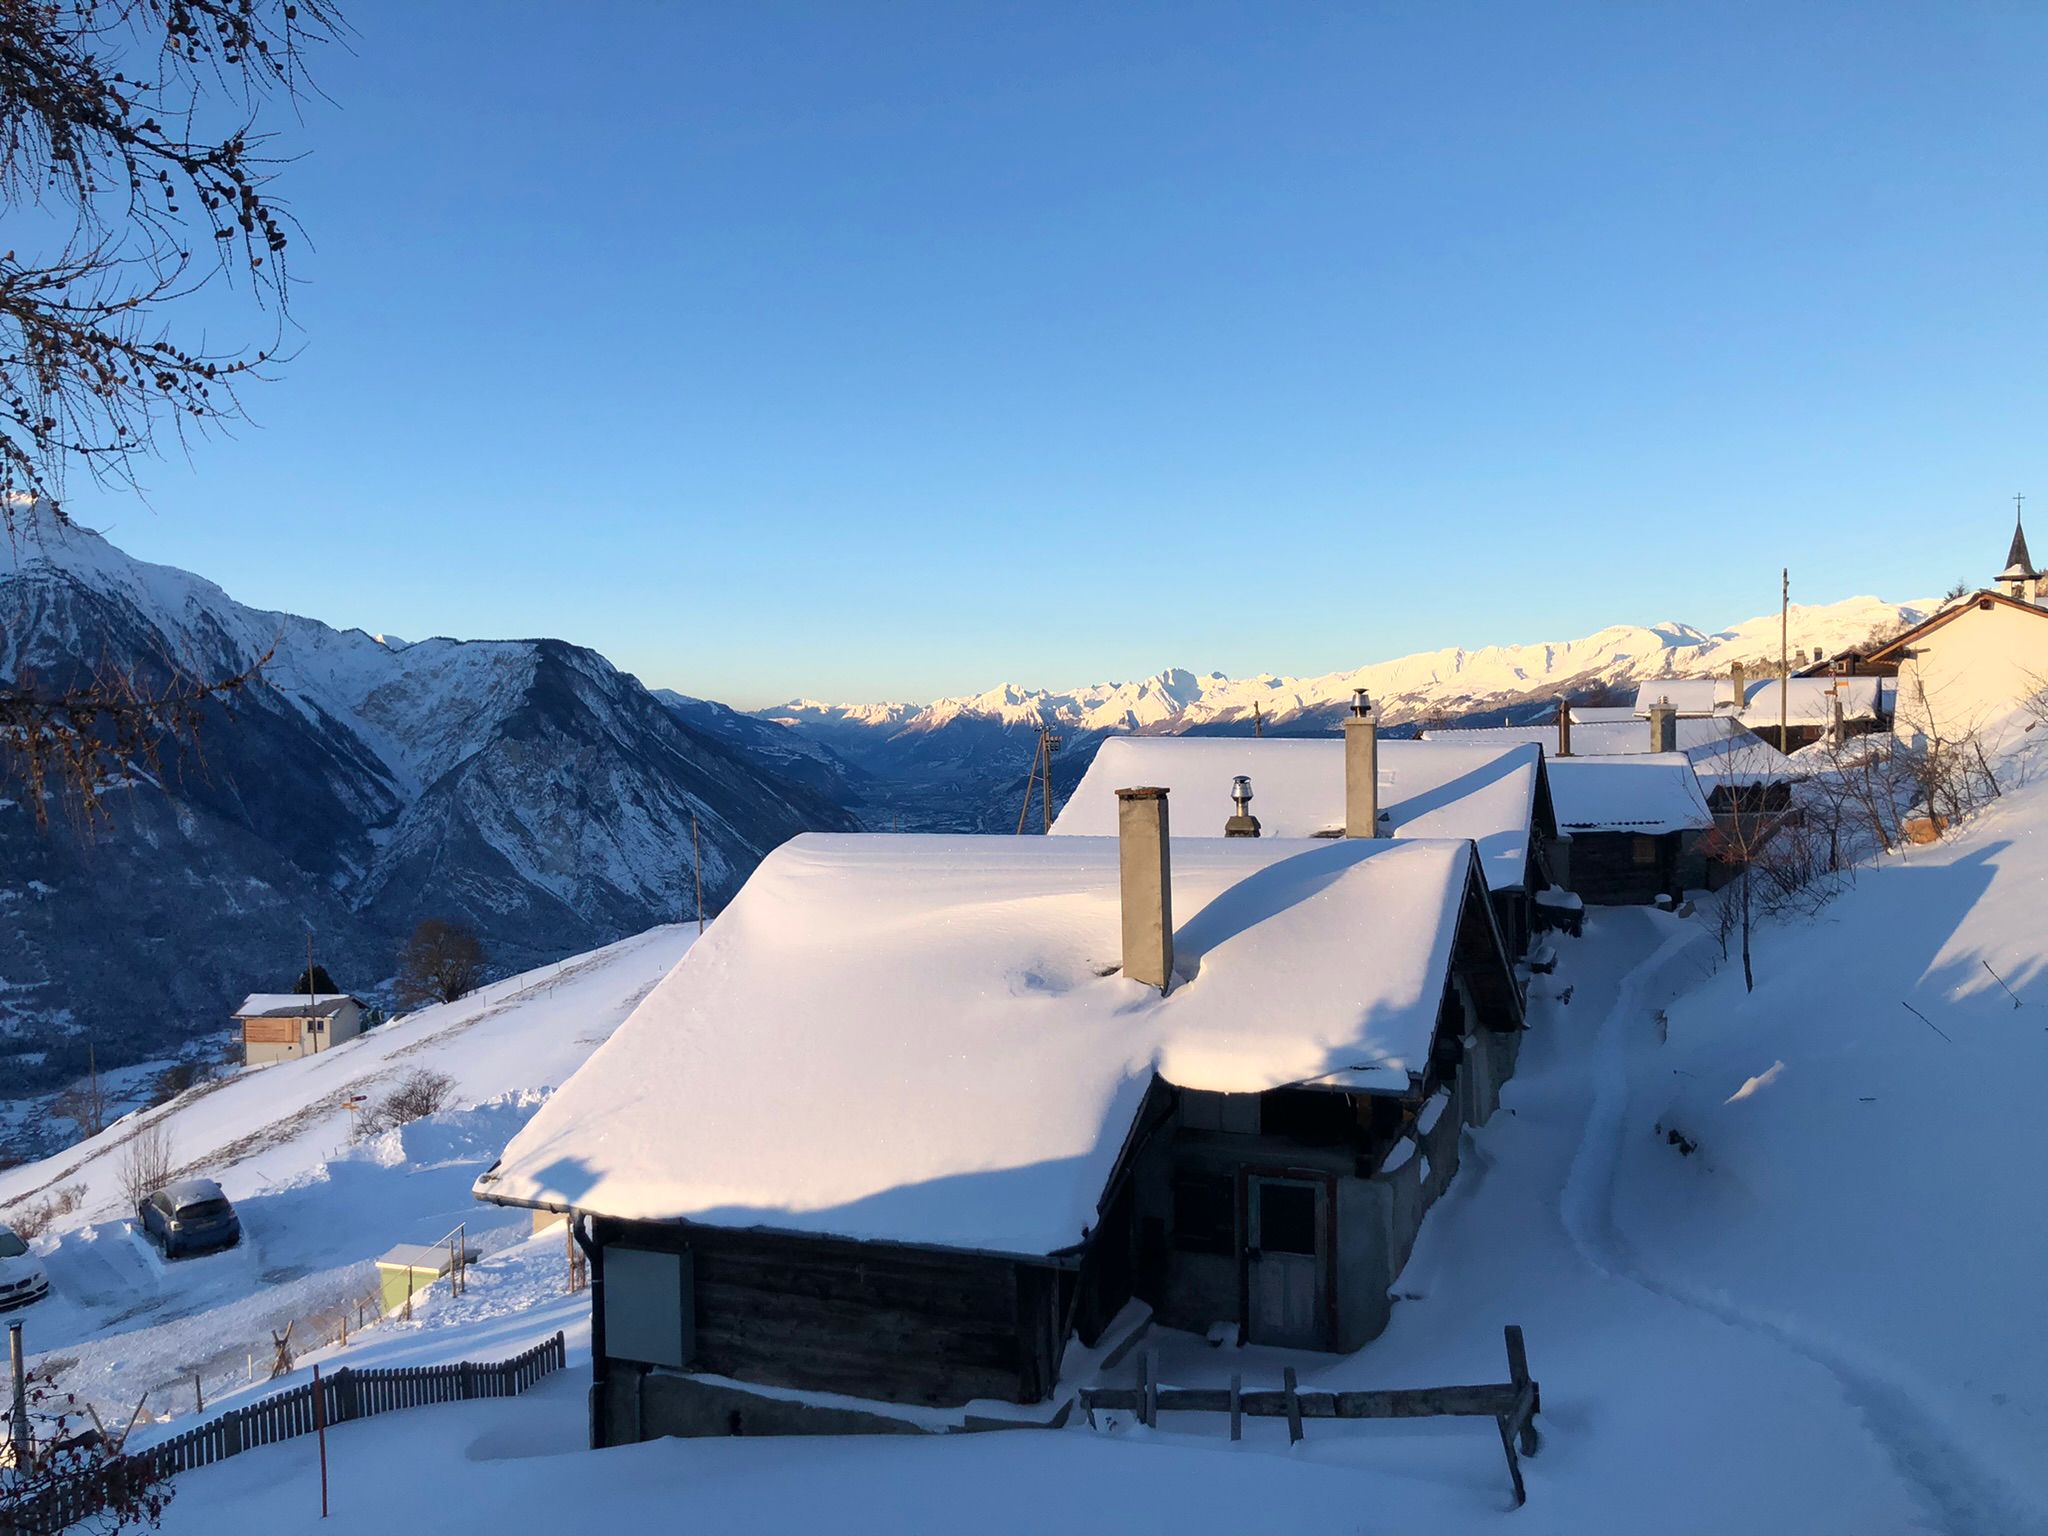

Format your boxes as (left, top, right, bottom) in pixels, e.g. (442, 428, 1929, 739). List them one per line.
(1736, 676, 1884, 727)
(234, 993, 359, 1019)
(478, 833, 1497, 1256)
(1425, 715, 1788, 779)
(1629, 679, 1738, 716)
(1049, 736, 1549, 893)
(1568, 705, 1639, 724)
(1547, 756, 1715, 834)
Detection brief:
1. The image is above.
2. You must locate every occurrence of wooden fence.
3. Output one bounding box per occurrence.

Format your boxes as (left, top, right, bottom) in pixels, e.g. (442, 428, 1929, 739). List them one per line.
(1080, 1325, 1542, 1506)
(4, 1332, 566, 1534)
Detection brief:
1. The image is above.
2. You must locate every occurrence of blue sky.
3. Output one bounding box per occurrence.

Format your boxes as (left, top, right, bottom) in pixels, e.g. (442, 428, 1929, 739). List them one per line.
(80, 2, 2048, 707)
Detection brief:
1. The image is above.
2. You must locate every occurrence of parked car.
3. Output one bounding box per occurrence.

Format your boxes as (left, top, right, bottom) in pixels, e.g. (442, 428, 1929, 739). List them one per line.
(137, 1179, 242, 1259)
(0, 1222, 49, 1311)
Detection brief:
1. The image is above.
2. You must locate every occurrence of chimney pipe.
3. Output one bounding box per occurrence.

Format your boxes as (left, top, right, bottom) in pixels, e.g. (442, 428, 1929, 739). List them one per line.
(1555, 697, 1572, 759)
(1648, 697, 1678, 754)
(1729, 660, 1747, 711)
(1223, 775, 1261, 837)
(1344, 690, 1383, 838)
(1116, 787, 1173, 992)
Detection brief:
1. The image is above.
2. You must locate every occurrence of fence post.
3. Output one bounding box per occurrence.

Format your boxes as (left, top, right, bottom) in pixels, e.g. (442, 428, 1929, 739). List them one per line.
(1283, 1367, 1303, 1444)
(1229, 1374, 1242, 1442)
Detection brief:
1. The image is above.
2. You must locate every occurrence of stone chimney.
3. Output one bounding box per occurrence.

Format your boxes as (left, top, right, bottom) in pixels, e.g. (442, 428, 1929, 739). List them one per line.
(1223, 775, 1261, 838)
(1343, 689, 1383, 838)
(1555, 697, 1573, 758)
(1729, 660, 1747, 710)
(1648, 697, 1678, 753)
(1116, 787, 1173, 992)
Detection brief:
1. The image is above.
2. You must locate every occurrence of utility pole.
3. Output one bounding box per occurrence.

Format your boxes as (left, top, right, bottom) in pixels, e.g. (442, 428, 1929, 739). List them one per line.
(1779, 567, 1790, 754)
(305, 930, 317, 1053)
(1252, 700, 1263, 738)
(690, 813, 705, 935)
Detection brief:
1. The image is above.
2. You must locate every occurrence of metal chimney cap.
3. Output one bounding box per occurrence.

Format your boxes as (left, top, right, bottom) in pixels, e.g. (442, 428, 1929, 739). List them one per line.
(1350, 687, 1373, 717)
(1230, 774, 1253, 805)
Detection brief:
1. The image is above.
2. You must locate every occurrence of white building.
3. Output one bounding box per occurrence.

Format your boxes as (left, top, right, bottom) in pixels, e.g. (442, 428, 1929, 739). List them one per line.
(1865, 516, 2048, 748)
(235, 992, 367, 1066)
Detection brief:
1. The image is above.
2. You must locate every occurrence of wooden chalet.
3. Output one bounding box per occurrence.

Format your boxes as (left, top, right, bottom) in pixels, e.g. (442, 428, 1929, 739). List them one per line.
(475, 765, 1529, 1443)
(1543, 756, 1719, 905)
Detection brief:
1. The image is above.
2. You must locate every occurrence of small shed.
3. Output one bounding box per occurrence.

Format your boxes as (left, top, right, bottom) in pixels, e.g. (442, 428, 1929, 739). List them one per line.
(1545, 756, 1718, 904)
(234, 993, 366, 1066)
(376, 1243, 454, 1315)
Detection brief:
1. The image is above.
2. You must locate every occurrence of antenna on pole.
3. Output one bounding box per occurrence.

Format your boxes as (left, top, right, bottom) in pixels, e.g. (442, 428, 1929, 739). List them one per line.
(1779, 567, 1790, 753)
(1252, 700, 1263, 738)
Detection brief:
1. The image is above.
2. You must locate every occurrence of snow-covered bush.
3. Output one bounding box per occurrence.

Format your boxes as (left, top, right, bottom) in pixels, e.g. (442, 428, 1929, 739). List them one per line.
(354, 1068, 457, 1140)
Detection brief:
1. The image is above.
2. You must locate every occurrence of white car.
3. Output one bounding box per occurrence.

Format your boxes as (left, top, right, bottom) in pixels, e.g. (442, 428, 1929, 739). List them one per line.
(0, 1222, 49, 1311)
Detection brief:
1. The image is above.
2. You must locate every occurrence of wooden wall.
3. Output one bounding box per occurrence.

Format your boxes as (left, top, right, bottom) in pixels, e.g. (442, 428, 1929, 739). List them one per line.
(1568, 831, 1680, 905)
(595, 1218, 1066, 1408)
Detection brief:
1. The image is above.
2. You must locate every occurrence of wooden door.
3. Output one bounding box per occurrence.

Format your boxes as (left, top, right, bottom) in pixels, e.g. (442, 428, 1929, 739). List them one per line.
(1246, 1176, 1325, 1349)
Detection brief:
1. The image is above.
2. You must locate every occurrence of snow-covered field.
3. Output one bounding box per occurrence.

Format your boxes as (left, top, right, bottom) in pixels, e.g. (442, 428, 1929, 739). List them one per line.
(0, 925, 692, 1424)
(19, 728, 2048, 1534)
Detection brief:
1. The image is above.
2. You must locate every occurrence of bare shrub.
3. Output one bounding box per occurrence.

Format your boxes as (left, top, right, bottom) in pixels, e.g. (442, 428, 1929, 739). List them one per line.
(118, 1121, 175, 1211)
(4, 1183, 85, 1241)
(356, 1068, 456, 1140)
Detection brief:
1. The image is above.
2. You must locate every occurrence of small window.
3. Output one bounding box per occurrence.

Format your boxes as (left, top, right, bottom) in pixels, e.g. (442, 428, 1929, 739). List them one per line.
(1256, 1182, 1318, 1256)
(1632, 835, 1660, 867)
(603, 1245, 693, 1369)
(1170, 1174, 1234, 1254)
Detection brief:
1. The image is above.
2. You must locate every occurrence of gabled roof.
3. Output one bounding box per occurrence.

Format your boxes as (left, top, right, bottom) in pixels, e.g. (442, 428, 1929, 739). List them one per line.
(1864, 590, 2048, 665)
(1736, 676, 1885, 727)
(1546, 755, 1715, 834)
(234, 993, 361, 1019)
(1048, 736, 1553, 893)
(1423, 714, 1787, 779)
(476, 833, 1512, 1257)
(1628, 679, 1738, 716)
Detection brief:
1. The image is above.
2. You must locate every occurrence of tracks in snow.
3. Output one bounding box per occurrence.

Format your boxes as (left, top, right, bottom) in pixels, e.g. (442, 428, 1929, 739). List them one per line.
(1559, 922, 2048, 1536)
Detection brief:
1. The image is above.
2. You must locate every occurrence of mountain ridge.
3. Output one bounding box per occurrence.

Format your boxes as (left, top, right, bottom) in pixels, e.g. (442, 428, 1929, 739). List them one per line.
(759, 594, 1933, 742)
(0, 509, 858, 1121)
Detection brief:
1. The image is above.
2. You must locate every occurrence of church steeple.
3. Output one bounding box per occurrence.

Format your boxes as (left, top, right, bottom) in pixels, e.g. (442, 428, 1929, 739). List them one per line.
(2000, 495, 2039, 596)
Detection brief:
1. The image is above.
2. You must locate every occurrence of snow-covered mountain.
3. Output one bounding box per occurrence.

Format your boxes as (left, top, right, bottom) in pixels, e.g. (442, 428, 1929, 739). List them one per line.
(0, 508, 857, 1103)
(759, 596, 1935, 828)
(767, 595, 1932, 743)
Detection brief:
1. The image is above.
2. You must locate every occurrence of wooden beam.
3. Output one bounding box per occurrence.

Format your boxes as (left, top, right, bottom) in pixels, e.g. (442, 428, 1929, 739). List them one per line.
(1079, 1383, 1526, 1419)
(1283, 1367, 1303, 1445)
(1228, 1373, 1241, 1442)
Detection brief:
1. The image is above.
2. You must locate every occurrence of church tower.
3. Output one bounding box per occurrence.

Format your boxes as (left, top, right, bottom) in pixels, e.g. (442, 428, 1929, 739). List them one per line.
(1998, 498, 2041, 602)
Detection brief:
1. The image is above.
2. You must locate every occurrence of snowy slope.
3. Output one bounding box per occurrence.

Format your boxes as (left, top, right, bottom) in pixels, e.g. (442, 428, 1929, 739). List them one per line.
(0, 924, 692, 1423)
(123, 730, 2048, 1535)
